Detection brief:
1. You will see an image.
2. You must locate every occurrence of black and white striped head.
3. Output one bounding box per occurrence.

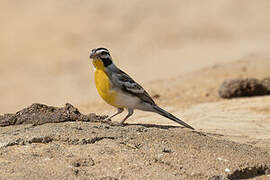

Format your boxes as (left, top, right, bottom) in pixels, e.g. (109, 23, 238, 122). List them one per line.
(89, 47, 113, 67)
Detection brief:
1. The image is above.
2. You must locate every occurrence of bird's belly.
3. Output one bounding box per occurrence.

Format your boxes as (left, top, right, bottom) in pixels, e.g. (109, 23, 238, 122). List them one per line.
(115, 91, 140, 109)
(95, 70, 119, 107)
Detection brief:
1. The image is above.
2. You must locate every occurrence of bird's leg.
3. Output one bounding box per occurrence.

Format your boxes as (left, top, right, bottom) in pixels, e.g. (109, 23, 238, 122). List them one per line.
(106, 108, 124, 121)
(120, 108, 134, 125)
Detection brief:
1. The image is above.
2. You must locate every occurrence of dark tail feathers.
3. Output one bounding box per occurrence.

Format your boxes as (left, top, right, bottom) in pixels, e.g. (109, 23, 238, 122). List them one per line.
(153, 105, 194, 130)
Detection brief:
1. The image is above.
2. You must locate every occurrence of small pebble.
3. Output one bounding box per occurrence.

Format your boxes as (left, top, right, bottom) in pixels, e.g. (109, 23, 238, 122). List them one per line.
(162, 148, 172, 153)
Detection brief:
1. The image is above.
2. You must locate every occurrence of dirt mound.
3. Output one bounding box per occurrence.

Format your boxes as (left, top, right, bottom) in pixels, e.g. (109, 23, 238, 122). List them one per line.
(219, 77, 270, 99)
(0, 103, 108, 127)
(0, 104, 270, 179)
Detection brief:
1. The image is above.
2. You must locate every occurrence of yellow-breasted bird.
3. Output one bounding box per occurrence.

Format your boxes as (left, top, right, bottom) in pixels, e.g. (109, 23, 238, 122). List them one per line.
(89, 47, 194, 130)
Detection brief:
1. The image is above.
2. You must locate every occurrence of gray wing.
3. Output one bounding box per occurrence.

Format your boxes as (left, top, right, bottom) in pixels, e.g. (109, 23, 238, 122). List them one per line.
(111, 69, 155, 105)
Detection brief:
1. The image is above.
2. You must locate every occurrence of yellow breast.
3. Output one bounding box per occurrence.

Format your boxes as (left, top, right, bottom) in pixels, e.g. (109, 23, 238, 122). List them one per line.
(94, 67, 119, 108)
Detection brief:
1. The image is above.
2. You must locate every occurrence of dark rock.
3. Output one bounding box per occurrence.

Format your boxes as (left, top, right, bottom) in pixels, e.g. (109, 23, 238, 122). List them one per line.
(227, 164, 270, 179)
(71, 157, 95, 167)
(219, 78, 270, 99)
(262, 77, 270, 93)
(72, 169, 80, 176)
(162, 148, 173, 153)
(100, 177, 118, 180)
(153, 94, 160, 99)
(208, 175, 228, 180)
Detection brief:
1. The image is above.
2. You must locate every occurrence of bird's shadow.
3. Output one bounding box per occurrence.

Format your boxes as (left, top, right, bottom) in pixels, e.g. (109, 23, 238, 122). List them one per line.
(125, 123, 205, 136)
(123, 123, 183, 130)
(108, 122, 205, 135)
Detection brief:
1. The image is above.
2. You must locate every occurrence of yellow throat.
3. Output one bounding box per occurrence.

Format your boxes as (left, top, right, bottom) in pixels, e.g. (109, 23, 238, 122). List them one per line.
(92, 59, 119, 107)
(92, 59, 105, 70)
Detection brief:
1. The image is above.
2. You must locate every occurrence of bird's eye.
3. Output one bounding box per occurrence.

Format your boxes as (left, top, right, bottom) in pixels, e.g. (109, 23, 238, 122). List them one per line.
(101, 51, 109, 56)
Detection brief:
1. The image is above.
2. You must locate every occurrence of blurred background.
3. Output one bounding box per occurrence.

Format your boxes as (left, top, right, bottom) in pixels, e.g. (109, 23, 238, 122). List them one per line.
(1, 0, 270, 113)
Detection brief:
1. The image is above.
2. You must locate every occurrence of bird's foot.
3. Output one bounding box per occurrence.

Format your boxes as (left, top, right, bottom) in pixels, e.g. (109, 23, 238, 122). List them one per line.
(104, 117, 111, 121)
(99, 117, 112, 124)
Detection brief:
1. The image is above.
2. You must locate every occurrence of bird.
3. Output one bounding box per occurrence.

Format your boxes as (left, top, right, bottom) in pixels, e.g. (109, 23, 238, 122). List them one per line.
(89, 47, 194, 130)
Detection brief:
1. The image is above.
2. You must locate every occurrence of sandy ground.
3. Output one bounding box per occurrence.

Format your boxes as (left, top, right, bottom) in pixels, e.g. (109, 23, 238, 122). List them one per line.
(1, 1, 270, 179)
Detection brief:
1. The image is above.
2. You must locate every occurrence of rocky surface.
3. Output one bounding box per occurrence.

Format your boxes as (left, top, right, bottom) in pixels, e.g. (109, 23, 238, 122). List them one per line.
(0, 103, 108, 127)
(0, 104, 270, 179)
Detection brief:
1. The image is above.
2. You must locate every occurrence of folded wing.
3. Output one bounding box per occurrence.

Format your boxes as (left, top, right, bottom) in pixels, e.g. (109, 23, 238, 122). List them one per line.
(112, 69, 155, 105)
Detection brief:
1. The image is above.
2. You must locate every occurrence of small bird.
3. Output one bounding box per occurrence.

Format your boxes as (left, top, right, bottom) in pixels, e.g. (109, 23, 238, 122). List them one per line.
(89, 47, 194, 130)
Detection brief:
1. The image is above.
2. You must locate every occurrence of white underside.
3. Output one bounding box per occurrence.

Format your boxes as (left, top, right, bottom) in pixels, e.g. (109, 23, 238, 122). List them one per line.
(114, 90, 140, 109)
(114, 90, 154, 111)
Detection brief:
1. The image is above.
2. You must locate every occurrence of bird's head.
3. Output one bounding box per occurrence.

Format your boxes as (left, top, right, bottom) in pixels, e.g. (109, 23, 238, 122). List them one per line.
(90, 47, 113, 69)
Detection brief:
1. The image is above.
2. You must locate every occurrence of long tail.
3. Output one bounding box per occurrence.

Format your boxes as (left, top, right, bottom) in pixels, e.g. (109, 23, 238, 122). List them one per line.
(153, 105, 194, 130)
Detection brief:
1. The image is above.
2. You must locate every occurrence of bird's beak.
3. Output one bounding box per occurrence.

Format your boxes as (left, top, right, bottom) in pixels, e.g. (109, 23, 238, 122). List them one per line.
(89, 52, 95, 59)
(90, 49, 96, 59)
